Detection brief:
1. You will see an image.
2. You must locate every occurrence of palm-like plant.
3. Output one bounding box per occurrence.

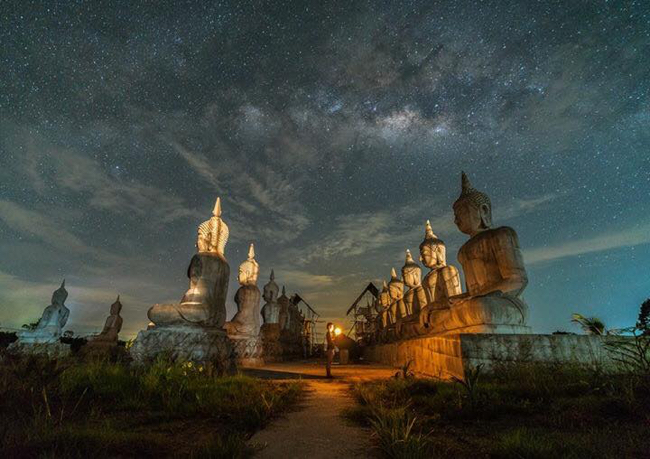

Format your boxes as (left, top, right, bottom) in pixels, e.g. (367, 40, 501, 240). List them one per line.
(571, 313, 606, 335)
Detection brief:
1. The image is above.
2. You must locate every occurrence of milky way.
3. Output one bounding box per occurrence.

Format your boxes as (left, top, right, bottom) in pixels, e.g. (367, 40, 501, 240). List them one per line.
(1, 1, 649, 336)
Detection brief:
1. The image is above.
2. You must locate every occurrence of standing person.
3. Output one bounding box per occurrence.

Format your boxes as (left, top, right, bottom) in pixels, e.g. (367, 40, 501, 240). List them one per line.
(324, 322, 336, 378)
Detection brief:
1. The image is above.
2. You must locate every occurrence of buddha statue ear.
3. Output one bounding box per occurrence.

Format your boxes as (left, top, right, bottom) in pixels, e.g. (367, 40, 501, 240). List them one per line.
(479, 203, 492, 229)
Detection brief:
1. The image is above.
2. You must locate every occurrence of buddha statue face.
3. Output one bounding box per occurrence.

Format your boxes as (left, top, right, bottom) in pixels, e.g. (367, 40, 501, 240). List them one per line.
(110, 296, 123, 315)
(238, 243, 260, 286)
(453, 172, 492, 237)
(419, 221, 447, 269)
(401, 250, 422, 289)
(387, 268, 404, 300)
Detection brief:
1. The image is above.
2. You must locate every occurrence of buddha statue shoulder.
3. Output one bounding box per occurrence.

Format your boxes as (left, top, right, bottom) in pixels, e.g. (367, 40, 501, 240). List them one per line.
(90, 296, 124, 343)
(19, 280, 70, 343)
(419, 220, 462, 306)
(226, 244, 262, 337)
(148, 197, 230, 328)
(446, 172, 530, 332)
(261, 269, 280, 324)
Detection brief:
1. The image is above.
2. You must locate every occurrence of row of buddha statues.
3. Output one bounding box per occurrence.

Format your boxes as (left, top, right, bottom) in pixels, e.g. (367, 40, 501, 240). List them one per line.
(11, 280, 124, 348)
(364, 172, 530, 344)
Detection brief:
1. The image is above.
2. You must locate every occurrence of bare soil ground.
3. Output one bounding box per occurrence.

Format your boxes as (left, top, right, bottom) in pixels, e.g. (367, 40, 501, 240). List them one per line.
(244, 360, 395, 458)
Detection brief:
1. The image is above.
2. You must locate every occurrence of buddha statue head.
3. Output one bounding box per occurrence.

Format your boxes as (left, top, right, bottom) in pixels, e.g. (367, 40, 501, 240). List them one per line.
(378, 280, 391, 308)
(110, 295, 123, 315)
(402, 250, 422, 288)
(238, 243, 260, 286)
(197, 197, 230, 256)
(419, 220, 447, 269)
(52, 280, 68, 306)
(388, 268, 404, 300)
(263, 269, 279, 303)
(453, 172, 492, 237)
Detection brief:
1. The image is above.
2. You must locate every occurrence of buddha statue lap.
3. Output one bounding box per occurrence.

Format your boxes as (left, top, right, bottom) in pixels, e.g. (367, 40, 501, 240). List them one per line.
(18, 280, 70, 344)
(439, 172, 530, 334)
(225, 244, 262, 338)
(90, 296, 124, 343)
(147, 198, 230, 328)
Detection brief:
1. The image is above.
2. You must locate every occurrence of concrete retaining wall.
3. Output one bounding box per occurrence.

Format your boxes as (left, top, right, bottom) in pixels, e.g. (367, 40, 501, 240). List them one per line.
(362, 333, 616, 380)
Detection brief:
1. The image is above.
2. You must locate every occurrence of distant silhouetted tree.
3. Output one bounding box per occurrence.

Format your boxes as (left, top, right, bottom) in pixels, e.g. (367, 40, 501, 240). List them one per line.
(637, 299, 650, 335)
(571, 313, 606, 335)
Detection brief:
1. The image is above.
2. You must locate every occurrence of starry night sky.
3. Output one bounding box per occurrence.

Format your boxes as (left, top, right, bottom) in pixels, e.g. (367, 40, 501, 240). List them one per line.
(1, 1, 649, 338)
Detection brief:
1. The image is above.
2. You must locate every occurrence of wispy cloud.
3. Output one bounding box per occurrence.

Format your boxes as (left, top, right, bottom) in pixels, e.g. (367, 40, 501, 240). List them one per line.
(525, 222, 650, 265)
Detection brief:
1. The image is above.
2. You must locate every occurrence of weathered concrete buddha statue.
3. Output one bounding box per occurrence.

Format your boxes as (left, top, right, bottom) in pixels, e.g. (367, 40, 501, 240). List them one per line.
(90, 296, 124, 343)
(148, 197, 230, 328)
(261, 270, 280, 324)
(18, 280, 70, 343)
(374, 280, 391, 342)
(401, 250, 427, 318)
(226, 244, 261, 337)
(445, 172, 530, 333)
(277, 286, 290, 331)
(419, 221, 462, 306)
(386, 268, 404, 339)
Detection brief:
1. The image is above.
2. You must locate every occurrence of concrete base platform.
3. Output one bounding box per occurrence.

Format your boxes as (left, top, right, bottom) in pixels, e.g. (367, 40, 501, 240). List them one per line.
(362, 333, 618, 380)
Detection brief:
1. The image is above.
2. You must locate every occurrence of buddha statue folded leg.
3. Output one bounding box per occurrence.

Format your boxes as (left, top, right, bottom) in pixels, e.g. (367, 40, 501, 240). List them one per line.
(444, 293, 529, 333)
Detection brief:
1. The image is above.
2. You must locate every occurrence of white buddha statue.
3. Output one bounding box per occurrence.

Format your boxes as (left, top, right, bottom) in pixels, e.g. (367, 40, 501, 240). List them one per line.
(148, 197, 231, 328)
(18, 280, 70, 343)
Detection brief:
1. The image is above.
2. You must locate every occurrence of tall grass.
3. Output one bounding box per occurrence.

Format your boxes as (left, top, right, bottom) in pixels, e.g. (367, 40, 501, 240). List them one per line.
(0, 353, 302, 458)
(350, 362, 650, 458)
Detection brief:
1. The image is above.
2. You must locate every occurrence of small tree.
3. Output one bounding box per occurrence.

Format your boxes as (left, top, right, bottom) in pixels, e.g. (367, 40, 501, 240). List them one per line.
(637, 298, 650, 335)
(571, 313, 606, 335)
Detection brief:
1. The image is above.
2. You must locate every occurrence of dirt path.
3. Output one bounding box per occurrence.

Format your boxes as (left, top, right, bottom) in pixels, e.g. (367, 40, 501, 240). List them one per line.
(244, 361, 395, 459)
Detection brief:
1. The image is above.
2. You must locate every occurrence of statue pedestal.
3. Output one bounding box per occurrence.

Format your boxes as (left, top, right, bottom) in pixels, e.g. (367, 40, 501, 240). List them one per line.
(130, 326, 235, 373)
(228, 334, 264, 367)
(260, 324, 283, 362)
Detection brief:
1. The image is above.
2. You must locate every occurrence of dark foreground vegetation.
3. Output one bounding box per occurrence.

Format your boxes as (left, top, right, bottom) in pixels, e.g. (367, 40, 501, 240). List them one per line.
(348, 360, 650, 458)
(0, 353, 302, 458)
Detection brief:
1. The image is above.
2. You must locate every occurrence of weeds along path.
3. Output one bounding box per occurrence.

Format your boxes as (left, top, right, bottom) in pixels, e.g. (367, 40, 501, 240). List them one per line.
(245, 361, 395, 458)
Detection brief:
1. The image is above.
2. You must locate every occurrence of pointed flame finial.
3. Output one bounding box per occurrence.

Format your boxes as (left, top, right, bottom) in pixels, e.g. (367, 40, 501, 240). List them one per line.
(405, 249, 414, 263)
(282, 285, 286, 296)
(383, 280, 388, 289)
(248, 243, 255, 260)
(212, 197, 222, 217)
(461, 171, 472, 194)
(390, 267, 398, 279)
(61, 279, 65, 288)
(270, 269, 275, 281)
(424, 220, 437, 240)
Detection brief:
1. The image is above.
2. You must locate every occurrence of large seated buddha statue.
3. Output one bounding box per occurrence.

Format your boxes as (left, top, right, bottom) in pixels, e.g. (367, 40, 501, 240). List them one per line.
(400, 250, 428, 338)
(417, 221, 462, 333)
(18, 280, 70, 343)
(148, 198, 230, 328)
(386, 268, 405, 340)
(89, 296, 124, 343)
(225, 244, 261, 338)
(438, 172, 530, 334)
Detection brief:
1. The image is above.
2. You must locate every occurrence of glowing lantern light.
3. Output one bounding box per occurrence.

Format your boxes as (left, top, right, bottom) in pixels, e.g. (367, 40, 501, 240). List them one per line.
(334, 327, 342, 336)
